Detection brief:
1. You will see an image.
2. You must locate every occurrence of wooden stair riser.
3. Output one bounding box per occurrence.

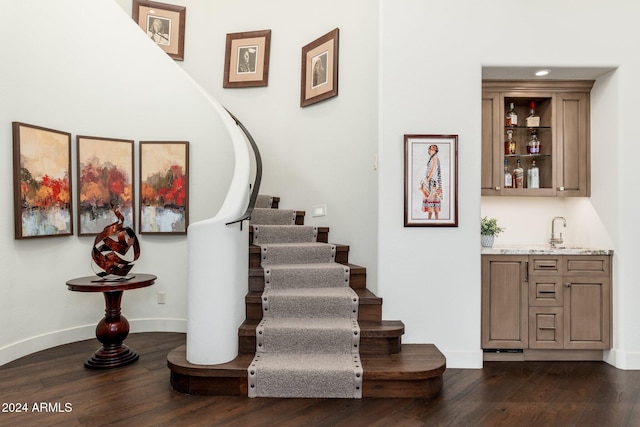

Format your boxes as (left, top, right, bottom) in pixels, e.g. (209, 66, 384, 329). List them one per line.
(249, 244, 350, 268)
(249, 265, 366, 292)
(238, 335, 402, 355)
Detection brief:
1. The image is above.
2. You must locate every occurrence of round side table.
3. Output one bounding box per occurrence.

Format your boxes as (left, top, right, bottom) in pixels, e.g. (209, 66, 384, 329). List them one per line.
(66, 274, 156, 369)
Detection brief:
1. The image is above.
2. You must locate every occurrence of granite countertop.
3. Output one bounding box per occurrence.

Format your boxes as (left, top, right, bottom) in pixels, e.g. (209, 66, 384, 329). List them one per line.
(481, 245, 614, 255)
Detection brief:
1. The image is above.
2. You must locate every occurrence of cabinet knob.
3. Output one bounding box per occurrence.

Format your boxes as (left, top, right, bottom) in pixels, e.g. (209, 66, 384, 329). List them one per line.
(564, 282, 572, 287)
(495, 186, 501, 190)
(558, 186, 565, 191)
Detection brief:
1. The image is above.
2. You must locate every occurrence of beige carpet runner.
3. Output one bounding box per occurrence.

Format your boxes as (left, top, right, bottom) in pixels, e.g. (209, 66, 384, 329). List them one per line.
(247, 195, 363, 398)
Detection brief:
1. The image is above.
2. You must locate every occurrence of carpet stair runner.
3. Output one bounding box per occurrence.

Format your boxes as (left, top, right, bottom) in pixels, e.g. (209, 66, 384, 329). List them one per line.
(167, 195, 446, 398)
(247, 195, 362, 398)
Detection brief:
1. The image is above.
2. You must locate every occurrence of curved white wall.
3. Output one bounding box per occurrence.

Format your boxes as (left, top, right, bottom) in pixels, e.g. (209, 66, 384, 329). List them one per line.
(0, 0, 234, 365)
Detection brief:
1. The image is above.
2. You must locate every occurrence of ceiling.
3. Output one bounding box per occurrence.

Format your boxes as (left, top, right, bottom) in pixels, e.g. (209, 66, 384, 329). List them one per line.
(482, 66, 616, 80)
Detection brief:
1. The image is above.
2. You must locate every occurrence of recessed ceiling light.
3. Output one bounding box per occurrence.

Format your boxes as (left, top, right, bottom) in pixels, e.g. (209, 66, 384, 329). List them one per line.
(535, 69, 550, 77)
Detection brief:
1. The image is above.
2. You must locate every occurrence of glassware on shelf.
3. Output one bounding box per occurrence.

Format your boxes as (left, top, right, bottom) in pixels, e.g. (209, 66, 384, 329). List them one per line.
(506, 102, 518, 128)
(513, 159, 524, 188)
(504, 129, 516, 155)
(526, 100, 540, 127)
(527, 159, 540, 189)
(527, 130, 541, 154)
(504, 159, 513, 188)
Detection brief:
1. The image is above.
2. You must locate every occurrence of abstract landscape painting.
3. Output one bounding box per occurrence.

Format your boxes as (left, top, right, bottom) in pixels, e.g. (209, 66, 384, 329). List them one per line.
(12, 122, 73, 239)
(77, 136, 134, 235)
(139, 141, 188, 234)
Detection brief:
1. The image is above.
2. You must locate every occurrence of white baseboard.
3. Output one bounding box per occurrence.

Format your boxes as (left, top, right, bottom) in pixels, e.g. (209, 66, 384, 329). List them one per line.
(605, 348, 640, 370)
(0, 318, 187, 367)
(441, 349, 484, 369)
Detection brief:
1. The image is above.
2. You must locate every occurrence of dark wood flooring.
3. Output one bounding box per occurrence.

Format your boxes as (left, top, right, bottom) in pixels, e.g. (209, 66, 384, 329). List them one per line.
(2, 332, 640, 426)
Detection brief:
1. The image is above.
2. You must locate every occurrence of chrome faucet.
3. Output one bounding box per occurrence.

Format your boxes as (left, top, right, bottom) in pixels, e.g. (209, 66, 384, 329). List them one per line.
(550, 216, 566, 248)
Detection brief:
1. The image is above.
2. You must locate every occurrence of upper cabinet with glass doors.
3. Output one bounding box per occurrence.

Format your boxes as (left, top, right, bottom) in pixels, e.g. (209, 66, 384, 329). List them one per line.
(482, 80, 594, 197)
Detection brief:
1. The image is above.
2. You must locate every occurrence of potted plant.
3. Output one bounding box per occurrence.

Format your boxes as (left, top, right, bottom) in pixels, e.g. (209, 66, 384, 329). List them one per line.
(480, 216, 505, 247)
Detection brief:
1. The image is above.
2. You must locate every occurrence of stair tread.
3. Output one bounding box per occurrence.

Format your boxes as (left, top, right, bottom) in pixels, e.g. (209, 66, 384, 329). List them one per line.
(247, 288, 381, 304)
(250, 263, 365, 275)
(250, 243, 349, 252)
(168, 343, 444, 381)
(240, 319, 404, 337)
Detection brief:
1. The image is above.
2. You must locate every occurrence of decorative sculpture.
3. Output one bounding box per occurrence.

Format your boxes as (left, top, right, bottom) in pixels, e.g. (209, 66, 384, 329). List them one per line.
(91, 204, 140, 280)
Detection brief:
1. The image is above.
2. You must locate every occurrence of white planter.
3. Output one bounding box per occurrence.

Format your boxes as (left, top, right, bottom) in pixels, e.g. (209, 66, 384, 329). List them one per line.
(481, 235, 495, 248)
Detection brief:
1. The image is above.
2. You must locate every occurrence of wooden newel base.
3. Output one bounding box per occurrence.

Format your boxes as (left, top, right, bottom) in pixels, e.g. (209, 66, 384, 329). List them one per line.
(85, 290, 139, 369)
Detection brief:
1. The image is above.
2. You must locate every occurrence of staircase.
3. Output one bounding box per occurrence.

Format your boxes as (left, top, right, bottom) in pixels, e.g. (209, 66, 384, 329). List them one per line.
(168, 196, 446, 398)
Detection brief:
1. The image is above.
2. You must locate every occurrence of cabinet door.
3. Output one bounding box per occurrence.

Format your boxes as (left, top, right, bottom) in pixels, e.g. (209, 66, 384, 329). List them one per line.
(529, 307, 564, 349)
(481, 255, 528, 349)
(563, 275, 611, 349)
(481, 91, 501, 195)
(556, 92, 590, 197)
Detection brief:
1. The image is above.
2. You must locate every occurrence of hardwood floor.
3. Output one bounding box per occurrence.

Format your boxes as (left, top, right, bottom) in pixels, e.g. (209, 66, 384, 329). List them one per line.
(2, 332, 640, 426)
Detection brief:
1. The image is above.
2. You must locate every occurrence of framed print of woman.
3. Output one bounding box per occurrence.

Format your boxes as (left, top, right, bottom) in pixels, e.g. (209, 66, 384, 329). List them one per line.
(404, 134, 458, 227)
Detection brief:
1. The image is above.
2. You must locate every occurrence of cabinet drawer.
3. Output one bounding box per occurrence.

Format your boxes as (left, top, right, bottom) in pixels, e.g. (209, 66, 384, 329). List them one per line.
(529, 277, 563, 306)
(529, 256, 561, 275)
(529, 307, 564, 349)
(564, 256, 610, 276)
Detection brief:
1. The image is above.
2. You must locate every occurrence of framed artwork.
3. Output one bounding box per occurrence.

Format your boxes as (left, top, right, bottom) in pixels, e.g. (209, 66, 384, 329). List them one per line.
(300, 28, 339, 107)
(139, 141, 189, 234)
(77, 136, 135, 236)
(223, 30, 272, 88)
(404, 134, 458, 227)
(132, 0, 186, 60)
(12, 122, 73, 239)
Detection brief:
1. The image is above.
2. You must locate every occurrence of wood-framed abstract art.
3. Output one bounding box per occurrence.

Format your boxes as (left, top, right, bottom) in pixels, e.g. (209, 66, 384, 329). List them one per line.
(77, 136, 135, 236)
(300, 28, 339, 107)
(404, 134, 458, 227)
(139, 141, 189, 234)
(223, 29, 271, 88)
(12, 122, 73, 239)
(132, 0, 186, 60)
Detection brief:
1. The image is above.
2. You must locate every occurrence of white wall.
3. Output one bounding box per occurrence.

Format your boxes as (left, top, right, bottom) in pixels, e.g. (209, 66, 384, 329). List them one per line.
(3, 0, 640, 371)
(1, 0, 380, 366)
(0, 0, 235, 364)
(115, 0, 380, 286)
(379, 0, 640, 368)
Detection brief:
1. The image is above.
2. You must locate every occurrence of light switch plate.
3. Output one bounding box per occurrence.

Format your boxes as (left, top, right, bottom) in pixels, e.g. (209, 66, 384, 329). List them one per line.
(311, 204, 327, 217)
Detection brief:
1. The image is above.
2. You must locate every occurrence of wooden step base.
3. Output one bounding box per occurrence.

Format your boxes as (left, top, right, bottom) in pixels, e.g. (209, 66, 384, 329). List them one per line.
(250, 244, 350, 268)
(250, 226, 329, 244)
(249, 264, 367, 291)
(245, 288, 382, 323)
(238, 319, 404, 355)
(168, 343, 445, 398)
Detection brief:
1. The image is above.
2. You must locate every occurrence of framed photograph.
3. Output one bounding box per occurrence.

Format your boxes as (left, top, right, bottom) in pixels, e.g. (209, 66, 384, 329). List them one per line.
(223, 30, 272, 88)
(300, 28, 339, 107)
(77, 136, 135, 236)
(139, 141, 189, 234)
(404, 134, 458, 227)
(12, 122, 73, 239)
(132, 0, 186, 60)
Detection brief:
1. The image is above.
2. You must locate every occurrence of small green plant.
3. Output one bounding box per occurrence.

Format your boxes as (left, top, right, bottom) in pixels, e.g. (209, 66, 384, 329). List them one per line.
(481, 216, 505, 236)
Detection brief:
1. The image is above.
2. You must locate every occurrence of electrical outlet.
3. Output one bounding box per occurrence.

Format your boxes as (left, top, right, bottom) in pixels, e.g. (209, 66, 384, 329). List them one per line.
(157, 291, 166, 304)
